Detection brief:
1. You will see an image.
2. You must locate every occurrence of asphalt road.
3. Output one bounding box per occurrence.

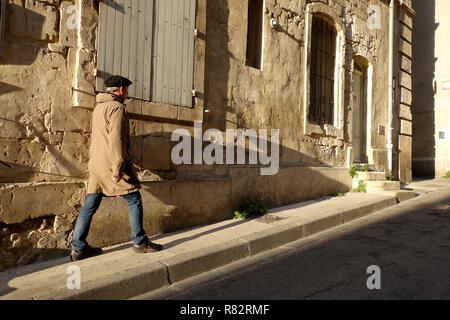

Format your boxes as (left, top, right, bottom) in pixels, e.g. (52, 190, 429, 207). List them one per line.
(138, 187, 450, 300)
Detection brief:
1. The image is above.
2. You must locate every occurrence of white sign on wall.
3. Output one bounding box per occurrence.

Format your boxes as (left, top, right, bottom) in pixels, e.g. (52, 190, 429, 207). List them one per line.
(442, 81, 450, 90)
(438, 129, 449, 141)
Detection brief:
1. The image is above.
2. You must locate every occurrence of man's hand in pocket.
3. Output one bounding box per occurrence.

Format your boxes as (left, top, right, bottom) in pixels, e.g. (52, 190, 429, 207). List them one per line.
(112, 176, 121, 183)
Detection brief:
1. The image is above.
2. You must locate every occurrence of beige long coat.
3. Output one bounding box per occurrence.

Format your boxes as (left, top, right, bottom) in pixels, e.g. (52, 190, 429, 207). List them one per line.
(87, 93, 141, 196)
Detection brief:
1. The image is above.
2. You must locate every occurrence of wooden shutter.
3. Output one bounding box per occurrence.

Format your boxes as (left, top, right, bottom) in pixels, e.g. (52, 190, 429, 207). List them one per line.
(152, 0, 196, 108)
(0, 0, 6, 56)
(96, 0, 196, 108)
(96, 0, 153, 100)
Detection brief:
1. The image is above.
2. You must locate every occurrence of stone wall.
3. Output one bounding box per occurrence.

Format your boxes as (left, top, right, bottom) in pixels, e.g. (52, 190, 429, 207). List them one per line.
(412, 0, 450, 178)
(0, 0, 413, 270)
(0, 167, 352, 271)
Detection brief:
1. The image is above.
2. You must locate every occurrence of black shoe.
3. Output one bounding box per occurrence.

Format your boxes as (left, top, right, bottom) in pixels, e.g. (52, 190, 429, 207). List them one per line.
(70, 245, 103, 262)
(133, 239, 163, 253)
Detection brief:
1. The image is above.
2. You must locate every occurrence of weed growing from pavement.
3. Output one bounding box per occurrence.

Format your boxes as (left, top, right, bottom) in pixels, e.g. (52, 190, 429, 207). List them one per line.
(349, 165, 359, 179)
(386, 170, 395, 181)
(329, 192, 345, 197)
(234, 199, 268, 219)
(352, 181, 367, 193)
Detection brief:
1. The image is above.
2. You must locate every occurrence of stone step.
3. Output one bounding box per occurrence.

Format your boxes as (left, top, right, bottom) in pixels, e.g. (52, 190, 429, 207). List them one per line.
(364, 180, 401, 191)
(354, 171, 387, 181)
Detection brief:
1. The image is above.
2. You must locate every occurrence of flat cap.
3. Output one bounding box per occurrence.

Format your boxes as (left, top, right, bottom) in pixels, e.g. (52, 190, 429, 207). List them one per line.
(104, 75, 133, 88)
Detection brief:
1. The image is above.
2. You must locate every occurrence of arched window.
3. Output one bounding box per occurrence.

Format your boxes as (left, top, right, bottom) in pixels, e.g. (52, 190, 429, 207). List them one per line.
(309, 15, 337, 125)
(303, 2, 345, 138)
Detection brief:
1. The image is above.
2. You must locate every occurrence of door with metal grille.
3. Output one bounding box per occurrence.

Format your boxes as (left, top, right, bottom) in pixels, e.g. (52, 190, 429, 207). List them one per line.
(309, 16, 337, 125)
(96, 0, 196, 108)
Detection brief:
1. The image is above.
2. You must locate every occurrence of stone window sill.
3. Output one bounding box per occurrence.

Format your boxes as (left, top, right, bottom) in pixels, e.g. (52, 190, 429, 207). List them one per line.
(305, 122, 344, 139)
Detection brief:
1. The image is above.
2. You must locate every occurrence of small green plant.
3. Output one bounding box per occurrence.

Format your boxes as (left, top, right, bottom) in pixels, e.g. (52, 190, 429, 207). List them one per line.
(349, 165, 359, 179)
(233, 199, 268, 220)
(329, 192, 345, 197)
(352, 180, 367, 193)
(444, 172, 450, 179)
(386, 170, 395, 181)
(362, 164, 371, 172)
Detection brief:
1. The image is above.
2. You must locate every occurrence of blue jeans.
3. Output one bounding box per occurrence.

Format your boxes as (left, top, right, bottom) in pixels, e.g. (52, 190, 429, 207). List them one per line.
(71, 191, 148, 252)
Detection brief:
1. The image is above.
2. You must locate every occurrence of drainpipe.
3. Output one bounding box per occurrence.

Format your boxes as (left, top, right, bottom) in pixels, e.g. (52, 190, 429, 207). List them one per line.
(387, 0, 395, 174)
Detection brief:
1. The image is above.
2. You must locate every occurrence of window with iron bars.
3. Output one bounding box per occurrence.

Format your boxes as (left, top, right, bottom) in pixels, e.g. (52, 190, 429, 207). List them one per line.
(309, 15, 337, 125)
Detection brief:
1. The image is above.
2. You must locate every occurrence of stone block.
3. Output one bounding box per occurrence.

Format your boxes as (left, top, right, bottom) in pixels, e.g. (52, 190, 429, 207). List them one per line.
(79, 1, 99, 52)
(401, 23, 412, 43)
(400, 71, 412, 90)
(160, 240, 249, 283)
(399, 135, 412, 152)
(130, 120, 163, 137)
(86, 179, 232, 247)
(241, 223, 303, 256)
(399, 104, 412, 120)
(399, 10, 413, 29)
(365, 181, 401, 191)
(8, 0, 58, 42)
(59, 1, 78, 48)
(400, 87, 412, 106)
(126, 99, 142, 115)
(51, 104, 92, 133)
(177, 107, 203, 122)
(302, 214, 342, 237)
(130, 135, 143, 168)
(141, 102, 178, 120)
(354, 171, 386, 182)
(61, 132, 90, 173)
(142, 136, 172, 170)
(45, 261, 169, 300)
(399, 39, 412, 58)
(400, 119, 412, 136)
(73, 50, 97, 108)
(0, 182, 85, 224)
(400, 55, 412, 74)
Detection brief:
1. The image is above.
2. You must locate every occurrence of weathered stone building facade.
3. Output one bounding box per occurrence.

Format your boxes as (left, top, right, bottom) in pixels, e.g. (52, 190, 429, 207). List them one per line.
(0, 0, 414, 270)
(412, 0, 450, 178)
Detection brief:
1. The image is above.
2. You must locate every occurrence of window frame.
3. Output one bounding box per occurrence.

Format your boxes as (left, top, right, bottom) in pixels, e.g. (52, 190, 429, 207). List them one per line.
(0, 0, 6, 57)
(303, 2, 346, 139)
(245, 0, 265, 70)
(309, 15, 337, 126)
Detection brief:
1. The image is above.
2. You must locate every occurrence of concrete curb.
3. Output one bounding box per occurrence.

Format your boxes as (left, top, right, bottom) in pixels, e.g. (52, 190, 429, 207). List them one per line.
(160, 239, 250, 284)
(38, 262, 168, 300)
(2, 191, 418, 300)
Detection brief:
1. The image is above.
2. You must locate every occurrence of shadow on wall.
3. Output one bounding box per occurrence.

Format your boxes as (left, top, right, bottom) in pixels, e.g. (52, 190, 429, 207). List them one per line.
(412, 0, 436, 178)
(0, 3, 46, 66)
(0, 3, 78, 181)
(81, 127, 352, 250)
(202, 0, 230, 132)
(0, 118, 88, 183)
(0, 82, 22, 95)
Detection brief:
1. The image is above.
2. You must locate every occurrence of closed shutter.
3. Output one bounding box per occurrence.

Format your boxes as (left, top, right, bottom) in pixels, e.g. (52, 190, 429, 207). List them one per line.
(0, 0, 6, 56)
(96, 0, 196, 108)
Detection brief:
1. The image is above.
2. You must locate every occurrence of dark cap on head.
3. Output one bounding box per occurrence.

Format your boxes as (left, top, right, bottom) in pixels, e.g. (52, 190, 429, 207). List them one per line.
(104, 75, 132, 88)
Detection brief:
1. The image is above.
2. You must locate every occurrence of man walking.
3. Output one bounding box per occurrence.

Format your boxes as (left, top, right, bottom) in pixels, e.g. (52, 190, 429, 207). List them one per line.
(70, 75, 163, 262)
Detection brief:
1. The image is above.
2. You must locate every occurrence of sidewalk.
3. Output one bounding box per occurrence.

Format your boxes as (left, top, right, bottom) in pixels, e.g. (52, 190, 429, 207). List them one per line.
(1, 179, 450, 300)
